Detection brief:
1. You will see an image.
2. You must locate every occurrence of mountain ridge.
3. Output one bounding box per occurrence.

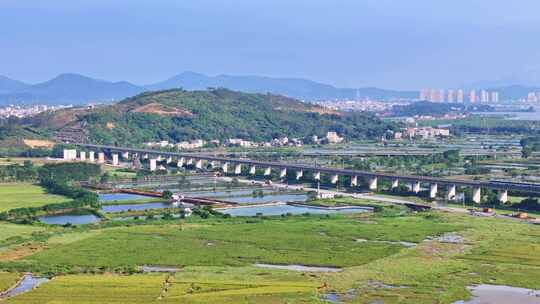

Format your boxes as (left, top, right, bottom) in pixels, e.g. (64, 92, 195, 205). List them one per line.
(0, 72, 416, 105)
(2, 72, 540, 106)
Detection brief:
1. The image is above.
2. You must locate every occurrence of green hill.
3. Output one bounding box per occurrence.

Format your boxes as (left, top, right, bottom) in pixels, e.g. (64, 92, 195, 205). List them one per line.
(26, 88, 397, 145)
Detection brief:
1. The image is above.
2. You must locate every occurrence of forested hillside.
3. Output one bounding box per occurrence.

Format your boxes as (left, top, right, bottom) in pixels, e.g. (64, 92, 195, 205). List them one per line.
(23, 88, 398, 145)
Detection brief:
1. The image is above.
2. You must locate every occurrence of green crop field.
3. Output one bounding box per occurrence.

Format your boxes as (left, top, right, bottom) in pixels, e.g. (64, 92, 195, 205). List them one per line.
(24, 215, 463, 269)
(0, 183, 70, 213)
(1, 210, 539, 303)
(4, 274, 167, 304)
(4, 268, 322, 304)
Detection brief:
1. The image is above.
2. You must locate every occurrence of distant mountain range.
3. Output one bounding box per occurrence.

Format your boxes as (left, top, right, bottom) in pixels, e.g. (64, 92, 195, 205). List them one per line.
(0, 72, 416, 105)
(0, 72, 539, 106)
(0, 76, 28, 94)
(0, 74, 142, 105)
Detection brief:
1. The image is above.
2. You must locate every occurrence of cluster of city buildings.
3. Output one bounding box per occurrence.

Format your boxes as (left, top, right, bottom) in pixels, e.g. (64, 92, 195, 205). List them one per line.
(419, 89, 499, 103)
(144, 132, 345, 151)
(0, 104, 71, 118)
(526, 92, 540, 103)
(315, 100, 406, 112)
(389, 127, 450, 140)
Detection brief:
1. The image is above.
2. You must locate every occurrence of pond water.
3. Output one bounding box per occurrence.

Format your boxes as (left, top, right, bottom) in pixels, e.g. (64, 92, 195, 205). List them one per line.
(158, 188, 273, 198)
(38, 214, 101, 225)
(0, 274, 49, 298)
(226, 194, 308, 204)
(454, 284, 540, 304)
(140, 266, 180, 273)
(99, 193, 150, 202)
(219, 204, 371, 217)
(473, 111, 540, 121)
(254, 263, 342, 273)
(102, 202, 173, 213)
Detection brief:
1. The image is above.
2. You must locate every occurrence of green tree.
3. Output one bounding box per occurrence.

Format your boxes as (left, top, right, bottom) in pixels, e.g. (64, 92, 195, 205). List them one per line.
(162, 190, 173, 199)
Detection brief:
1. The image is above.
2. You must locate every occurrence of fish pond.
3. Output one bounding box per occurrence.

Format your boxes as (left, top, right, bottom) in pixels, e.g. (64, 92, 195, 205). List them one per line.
(218, 204, 372, 217)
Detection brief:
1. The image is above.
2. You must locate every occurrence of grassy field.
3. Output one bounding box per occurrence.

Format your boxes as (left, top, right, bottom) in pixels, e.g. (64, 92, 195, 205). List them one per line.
(23, 215, 462, 269)
(1, 210, 539, 303)
(0, 272, 20, 294)
(0, 183, 70, 213)
(321, 213, 540, 303)
(0, 223, 44, 242)
(302, 196, 385, 207)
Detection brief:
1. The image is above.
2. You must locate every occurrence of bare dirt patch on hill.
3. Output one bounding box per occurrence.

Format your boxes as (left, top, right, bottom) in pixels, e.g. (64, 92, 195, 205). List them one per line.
(132, 102, 193, 117)
(22, 139, 55, 149)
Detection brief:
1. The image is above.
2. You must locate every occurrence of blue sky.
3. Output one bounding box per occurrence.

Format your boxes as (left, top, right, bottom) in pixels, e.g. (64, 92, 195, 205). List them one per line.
(1, 0, 539, 89)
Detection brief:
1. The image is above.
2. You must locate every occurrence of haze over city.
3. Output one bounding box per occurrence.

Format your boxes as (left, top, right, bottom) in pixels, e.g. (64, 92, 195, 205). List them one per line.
(2, 0, 540, 89)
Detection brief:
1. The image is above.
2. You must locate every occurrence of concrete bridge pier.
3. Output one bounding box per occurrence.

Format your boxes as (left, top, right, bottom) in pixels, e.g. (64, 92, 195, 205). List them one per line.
(498, 190, 508, 203)
(331, 174, 339, 184)
(156, 155, 163, 162)
(222, 162, 229, 173)
(187, 158, 193, 166)
(112, 153, 119, 166)
(149, 159, 157, 171)
(430, 183, 438, 199)
(351, 176, 358, 187)
(122, 151, 129, 159)
(279, 168, 287, 178)
(166, 156, 173, 164)
(79, 151, 86, 161)
(368, 177, 378, 190)
(447, 185, 456, 200)
(210, 161, 217, 169)
(472, 187, 482, 204)
(89, 151, 95, 162)
(296, 170, 303, 180)
(234, 164, 242, 175)
(391, 178, 399, 189)
(412, 181, 421, 193)
(196, 159, 203, 169)
(313, 172, 321, 181)
(143, 153, 149, 160)
(97, 152, 105, 164)
(264, 167, 272, 176)
(249, 165, 256, 175)
(64, 149, 77, 161)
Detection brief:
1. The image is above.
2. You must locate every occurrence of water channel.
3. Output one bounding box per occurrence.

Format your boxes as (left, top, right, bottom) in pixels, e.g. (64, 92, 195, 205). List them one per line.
(218, 204, 372, 217)
(98, 193, 150, 202)
(454, 284, 540, 304)
(0, 274, 49, 299)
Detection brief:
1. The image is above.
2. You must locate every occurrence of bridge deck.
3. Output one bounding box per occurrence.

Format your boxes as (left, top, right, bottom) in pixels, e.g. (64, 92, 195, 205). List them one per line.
(76, 143, 540, 194)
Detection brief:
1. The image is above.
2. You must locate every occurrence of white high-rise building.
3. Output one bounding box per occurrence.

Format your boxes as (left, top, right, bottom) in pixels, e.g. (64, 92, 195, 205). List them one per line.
(469, 90, 477, 103)
(429, 89, 440, 102)
(528, 92, 538, 103)
(420, 89, 430, 101)
(457, 89, 465, 103)
(491, 91, 499, 103)
(447, 89, 455, 103)
(480, 90, 489, 103)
